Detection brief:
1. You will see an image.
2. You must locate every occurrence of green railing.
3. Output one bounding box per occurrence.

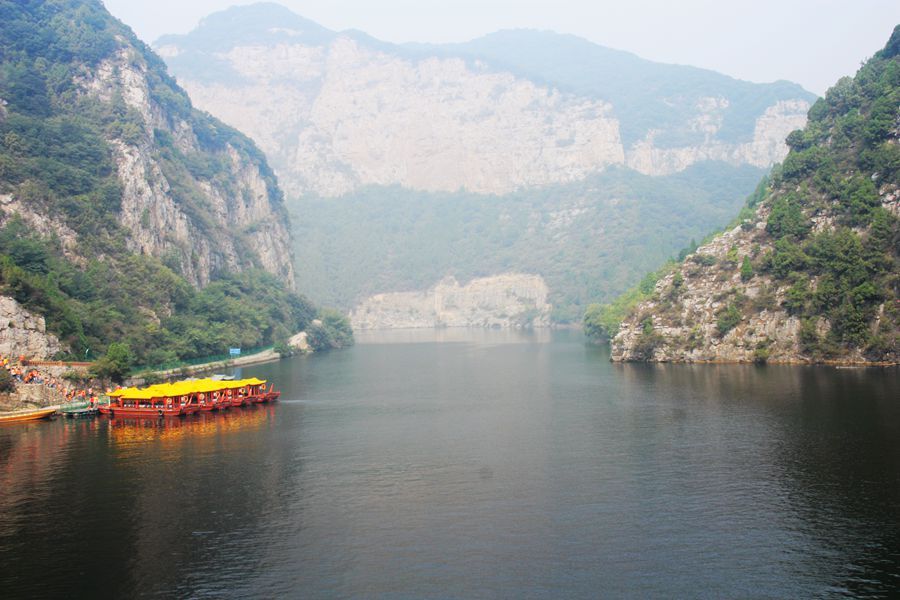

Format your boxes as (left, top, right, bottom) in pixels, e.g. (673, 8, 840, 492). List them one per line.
(133, 345, 274, 374)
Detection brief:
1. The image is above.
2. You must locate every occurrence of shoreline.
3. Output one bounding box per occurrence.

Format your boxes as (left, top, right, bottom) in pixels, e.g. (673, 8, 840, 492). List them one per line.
(610, 357, 899, 367)
(135, 348, 286, 382)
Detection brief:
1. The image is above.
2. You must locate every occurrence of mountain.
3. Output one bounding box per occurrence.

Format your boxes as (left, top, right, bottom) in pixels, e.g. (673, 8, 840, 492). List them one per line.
(0, 0, 345, 367)
(155, 2, 815, 198)
(605, 27, 900, 364)
(292, 163, 765, 321)
(153, 3, 817, 325)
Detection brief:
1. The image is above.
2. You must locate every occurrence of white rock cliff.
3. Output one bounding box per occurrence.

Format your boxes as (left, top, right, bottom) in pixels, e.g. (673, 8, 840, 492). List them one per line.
(350, 274, 552, 330)
(164, 36, 809, 198)
(0, 296, 61, 360)
(80, 43, 295, 287)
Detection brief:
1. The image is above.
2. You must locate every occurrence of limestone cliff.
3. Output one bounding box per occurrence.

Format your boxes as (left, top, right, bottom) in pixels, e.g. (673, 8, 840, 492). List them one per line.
(155, 4, 813, 198)
(82, 43, 294, 287)
(0, 4, 294, 288)
(610, 29, 900, 364)
(350, 274, 551, 330)
(0, 1, 316, 364)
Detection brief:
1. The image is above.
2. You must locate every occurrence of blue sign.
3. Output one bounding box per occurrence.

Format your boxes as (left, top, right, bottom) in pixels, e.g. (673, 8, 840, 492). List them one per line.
(229, 348, 241, 357)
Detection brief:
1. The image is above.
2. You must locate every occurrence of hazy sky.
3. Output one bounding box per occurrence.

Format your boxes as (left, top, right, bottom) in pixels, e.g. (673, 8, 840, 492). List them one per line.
(103, 1, 899, 95)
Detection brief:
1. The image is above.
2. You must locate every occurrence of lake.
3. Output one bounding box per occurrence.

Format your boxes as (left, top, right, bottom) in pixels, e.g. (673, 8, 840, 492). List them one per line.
(1, 329, 898, 598)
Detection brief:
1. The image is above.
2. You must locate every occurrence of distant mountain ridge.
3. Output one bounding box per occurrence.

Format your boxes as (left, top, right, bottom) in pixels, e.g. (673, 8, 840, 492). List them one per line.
(154, 2, 815, 198)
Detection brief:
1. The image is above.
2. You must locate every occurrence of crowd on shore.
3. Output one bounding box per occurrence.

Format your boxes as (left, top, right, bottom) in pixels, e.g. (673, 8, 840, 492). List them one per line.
(2, 356, 107, 404)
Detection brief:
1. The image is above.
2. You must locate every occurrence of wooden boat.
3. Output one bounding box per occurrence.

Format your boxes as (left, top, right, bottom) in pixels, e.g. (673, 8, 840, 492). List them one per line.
(99, 378, 279, 418)
(101, 382, 197, 418)
(240, 379, 267, 404)
(226, 387, 244, 408)
(0, 406, 58, 423)
(262, 383, 281, 402)
(59, 400, 96, 418)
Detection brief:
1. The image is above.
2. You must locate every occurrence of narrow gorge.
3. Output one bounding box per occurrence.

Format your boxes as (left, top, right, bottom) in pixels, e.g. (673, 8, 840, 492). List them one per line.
(154, 3, 817, 328)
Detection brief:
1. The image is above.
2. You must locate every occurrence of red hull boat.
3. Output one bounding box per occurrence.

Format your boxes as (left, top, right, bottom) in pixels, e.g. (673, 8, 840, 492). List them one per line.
(101, 377, 278, 419)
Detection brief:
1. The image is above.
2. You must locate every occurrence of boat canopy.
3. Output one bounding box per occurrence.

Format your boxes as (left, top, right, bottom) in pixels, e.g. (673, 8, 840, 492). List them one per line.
(108, 387, 138, 398)
(114, 378, 267, 400)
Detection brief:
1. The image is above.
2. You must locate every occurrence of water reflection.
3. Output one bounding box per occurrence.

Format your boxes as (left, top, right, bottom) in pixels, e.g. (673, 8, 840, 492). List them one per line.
(0, 331, 898, 598)
(108, 405, 275, 447)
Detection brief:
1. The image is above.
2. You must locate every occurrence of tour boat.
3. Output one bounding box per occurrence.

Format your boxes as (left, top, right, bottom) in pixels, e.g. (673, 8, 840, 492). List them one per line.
(99, 386, 191, 418)
(262, 384, 281, 402)
(0, 406, 59, 423)
(99, 378, 278, 419)
(242, 378, 268, 404)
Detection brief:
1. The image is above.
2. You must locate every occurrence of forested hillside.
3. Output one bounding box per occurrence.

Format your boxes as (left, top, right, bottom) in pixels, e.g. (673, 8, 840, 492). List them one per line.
(598, 26, 900, 364)
(293, 163, 765, 321)
(0, 0, 347, 366)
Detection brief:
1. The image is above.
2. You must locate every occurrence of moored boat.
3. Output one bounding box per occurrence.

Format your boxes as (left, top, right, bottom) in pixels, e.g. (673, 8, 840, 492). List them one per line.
(262, 383, 281, 402)
(0, 406, 59, 423)
(99, 377, 279, 418)
(244, 379, 268, 403)
(59, 400, 99, 418)
(64, 407, 99, 418)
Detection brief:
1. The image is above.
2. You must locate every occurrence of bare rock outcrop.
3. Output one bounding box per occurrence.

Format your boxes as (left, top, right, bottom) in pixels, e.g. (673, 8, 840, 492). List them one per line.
(350, 274, 552, 330)
(610, 217, 806, 363)
(0, 296, 61, 360)
(80, 44, 295, 287)
(625, 100, 810, 175)
(611, 177, 899, 365)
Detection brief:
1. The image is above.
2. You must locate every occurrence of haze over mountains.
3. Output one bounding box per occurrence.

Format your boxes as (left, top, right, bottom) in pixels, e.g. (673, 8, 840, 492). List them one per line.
(156, 3, 814, 198)
(154, 2, 818, 323)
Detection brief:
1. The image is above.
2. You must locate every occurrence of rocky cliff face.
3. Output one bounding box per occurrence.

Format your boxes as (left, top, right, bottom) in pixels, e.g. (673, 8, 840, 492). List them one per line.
(611, 217, 807, 363)
(611, 29, 900, 365)
(625, 100, 809, 176)
(0, 296, 61, 360)
(167, 39, 625, 197)
(79, 44, 295, 287)
(156, 4, 812, 198)
(0, 1, 314, 362)
(350, 274, 551, 330)
(611, 185, 897, 364)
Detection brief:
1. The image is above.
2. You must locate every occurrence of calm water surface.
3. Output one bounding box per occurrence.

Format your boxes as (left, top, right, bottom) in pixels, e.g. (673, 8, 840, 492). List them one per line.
(1, 329, 899, 598)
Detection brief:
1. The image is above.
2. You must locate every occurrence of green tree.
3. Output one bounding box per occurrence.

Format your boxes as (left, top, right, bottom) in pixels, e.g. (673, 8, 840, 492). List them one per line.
(716, 303, 742, 336)
(766, 194, 810, 239)
(740, 256, 753, 281)
(90, 342, 134, 383)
